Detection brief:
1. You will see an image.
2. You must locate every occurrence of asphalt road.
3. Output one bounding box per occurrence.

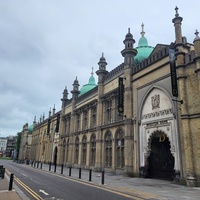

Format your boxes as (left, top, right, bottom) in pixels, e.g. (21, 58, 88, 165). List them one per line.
(2, 160, 134, 200)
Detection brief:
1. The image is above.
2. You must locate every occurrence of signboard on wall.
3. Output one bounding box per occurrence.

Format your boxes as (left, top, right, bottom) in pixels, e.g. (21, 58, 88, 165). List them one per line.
(169, 47, 178, 97)
(118, 77, 124, 113)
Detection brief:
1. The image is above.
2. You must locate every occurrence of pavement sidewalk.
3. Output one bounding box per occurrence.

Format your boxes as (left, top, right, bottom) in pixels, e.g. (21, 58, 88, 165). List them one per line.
(0, 169, 29, 200)
(30, 162, 200, 200)
(1, 161, 200, 200)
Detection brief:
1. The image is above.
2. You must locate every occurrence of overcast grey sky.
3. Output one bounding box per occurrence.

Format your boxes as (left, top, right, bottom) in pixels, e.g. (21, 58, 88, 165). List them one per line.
(0, 0, 199, 137)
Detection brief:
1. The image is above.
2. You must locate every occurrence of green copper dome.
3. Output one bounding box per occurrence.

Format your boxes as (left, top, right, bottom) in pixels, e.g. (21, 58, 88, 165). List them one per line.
(28, 124, 34, 133)
(134, 24, 154, 64)
(79, 68, 97, 96)
(138, 36, 148, 47)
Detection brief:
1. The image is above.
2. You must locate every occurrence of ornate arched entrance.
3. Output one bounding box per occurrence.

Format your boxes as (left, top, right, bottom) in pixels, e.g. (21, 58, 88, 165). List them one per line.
(147, 131, 175, 180)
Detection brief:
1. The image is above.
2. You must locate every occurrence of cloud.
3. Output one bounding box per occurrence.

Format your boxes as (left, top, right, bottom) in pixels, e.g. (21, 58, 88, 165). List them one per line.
(0, 0, 200, 137)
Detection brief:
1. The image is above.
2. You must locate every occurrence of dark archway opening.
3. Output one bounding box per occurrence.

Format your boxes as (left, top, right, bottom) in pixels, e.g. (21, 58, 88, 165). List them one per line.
(147, 132, 175, 180)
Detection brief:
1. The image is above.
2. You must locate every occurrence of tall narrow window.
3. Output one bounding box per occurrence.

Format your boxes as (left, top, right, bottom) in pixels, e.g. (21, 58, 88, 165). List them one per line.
(76, 113, 80, 131)
(115, 96, 123, 122)
(55, 114, 60, 133)
(91, 107, 97, 128)
(82, 135, 87, 164)
(67, 116, 71, 133)
(90, 134, 96, 166)
(116, 130, 124, 168)
(64, 120, 67, 134)
(75, 137, 79, 164)
(104, 100, 112, 124)
(105, 132, 112, 167)
(66, 139, 69, 164)
(83, 111, 88, 130)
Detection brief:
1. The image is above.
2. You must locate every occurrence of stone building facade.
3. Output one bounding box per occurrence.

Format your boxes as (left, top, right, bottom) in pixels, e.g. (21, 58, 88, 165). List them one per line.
(25, 8, 200, 186)
(18, 123, 33, 161)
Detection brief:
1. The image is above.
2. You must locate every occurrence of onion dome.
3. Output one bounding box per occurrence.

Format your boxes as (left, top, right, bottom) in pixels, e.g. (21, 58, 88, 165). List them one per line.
(28, 124, 34, 133)
(134, 23, 154, 64)
(79, 68, 97, 96)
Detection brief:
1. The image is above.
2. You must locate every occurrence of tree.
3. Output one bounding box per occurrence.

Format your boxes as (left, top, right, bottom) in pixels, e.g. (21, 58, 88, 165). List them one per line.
(15, 132, 22, 160)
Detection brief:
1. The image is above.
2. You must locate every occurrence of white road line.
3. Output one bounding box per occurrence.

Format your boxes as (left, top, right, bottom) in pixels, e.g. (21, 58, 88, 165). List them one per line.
(21, 173, 28, 177)
(39, 189, 49, 195)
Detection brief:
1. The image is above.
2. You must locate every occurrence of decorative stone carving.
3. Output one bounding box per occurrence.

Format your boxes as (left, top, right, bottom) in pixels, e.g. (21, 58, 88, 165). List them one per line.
(142, 108, 173, 120)
(151, 94, 160, 110)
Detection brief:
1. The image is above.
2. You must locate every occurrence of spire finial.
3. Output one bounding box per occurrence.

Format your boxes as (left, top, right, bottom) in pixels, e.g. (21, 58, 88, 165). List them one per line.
(175, 6, 179, 17)
(141, 23, 145, 37)
(195, 30, 199, 37)
(194, 29, 200, 41)
(128, 28, 130, 33)
(102, 52, 104, 57)
(91, 67, 94, 76)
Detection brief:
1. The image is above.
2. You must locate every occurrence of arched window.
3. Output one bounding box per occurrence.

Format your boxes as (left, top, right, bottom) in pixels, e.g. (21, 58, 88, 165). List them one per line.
(105, 132, 112, 167)
(75, 137, 79, 164)
(116, 130, 124, 168)
(90, 134, 96, 166)
(82, 135, 87, 164)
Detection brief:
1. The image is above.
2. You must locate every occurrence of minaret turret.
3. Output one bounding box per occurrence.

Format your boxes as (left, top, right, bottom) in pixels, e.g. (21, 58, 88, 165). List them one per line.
(52, 104, 56, 115)
(96, 53, 108, 84)
(61, 86, 69, 108)
(71, 77, 80, 101)
(172, 6, 183, 44)
(194, 30, 200, 91)
(194, 30, 200, 57)
(49, 107, 52, 117)
(121, 28, 137, 66)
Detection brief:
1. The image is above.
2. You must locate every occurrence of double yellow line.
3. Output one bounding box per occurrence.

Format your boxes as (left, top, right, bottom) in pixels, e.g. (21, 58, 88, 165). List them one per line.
(14, 176, 43, 200)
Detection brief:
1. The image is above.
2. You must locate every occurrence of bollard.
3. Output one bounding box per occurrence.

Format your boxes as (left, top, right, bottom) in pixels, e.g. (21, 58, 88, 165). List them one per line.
(61, 164, 64, 174)
(9, 173, 14, 191)
(54, 163, 57, 172)
(101, 170, 104, 185)
(89, 169, 92, 182)
(34, 161, 36, 167)
(79, 168, 81, 179)
(40, 162, 42, 169)
(49, 162, 51, 171)
(69, 167, 71, 176)
(37, 162, 39, 168)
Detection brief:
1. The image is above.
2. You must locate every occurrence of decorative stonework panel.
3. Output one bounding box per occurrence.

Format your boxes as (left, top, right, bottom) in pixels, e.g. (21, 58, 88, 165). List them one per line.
(151, 94, 160, 110)
(142, 108, 173, 120)
(141, 88, 173, 123)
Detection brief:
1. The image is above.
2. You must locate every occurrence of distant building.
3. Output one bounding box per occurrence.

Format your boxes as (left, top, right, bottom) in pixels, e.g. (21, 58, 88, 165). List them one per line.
(18, 123, 33, 161)
(0, 137, 7, 157)
(20, 7, 200, 187)
(5, 136, 17, 157)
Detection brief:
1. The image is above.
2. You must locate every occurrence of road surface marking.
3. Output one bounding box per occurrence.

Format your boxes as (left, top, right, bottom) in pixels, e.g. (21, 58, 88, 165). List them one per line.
(39, 189, 49, 195)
